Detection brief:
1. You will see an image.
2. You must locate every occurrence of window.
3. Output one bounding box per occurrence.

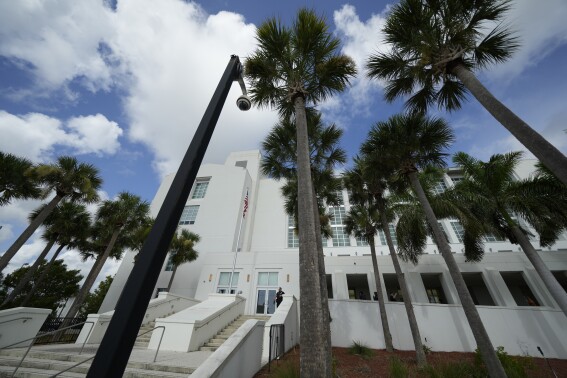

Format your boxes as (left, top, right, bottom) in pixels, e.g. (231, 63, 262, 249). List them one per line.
(421, 273, 449, 304)
(484, 234, 504, 242)
(450, 221, 465, 243)
(449, 176, 463, 185)
(356, 236, 369, 246)
(501, 271, 541, 306)
(436, 222, 450, 243)
(378, 224, 397, 246)
(330, 206, 346, 225)
(334, 190, 345, 206)
(347, 274, 370, 300)
(258, 272, 279, 286)
(179, 205, 199, 225)
(287, 217, 299, 248)
(235, 160, 247, 169)
(191, 180, 209, 199)
(217, 272, 239, 294)
(164, 255, 174, 271)
(432, 180, 448, 195)
(332, 226, 350, 247)
(462, 273, 495, 305)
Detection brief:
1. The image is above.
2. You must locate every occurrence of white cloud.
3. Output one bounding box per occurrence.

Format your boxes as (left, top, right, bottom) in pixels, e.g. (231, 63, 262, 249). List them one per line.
(0, 0, 117, 94)
(0, 111, 123, 162)
(484, 0, 567, 82)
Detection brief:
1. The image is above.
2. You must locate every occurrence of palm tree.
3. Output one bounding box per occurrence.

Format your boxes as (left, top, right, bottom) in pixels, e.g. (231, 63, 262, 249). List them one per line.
(166, 229, 200, 292)
(0, 152, 41, 206)
(451, 151, 567, 316)
(344, 202, 394, 352)
(245, 9, 356, 376)
(344, 157, 427, 366)
(362, 113, 506, 377)
(0, 156, 102, 274)
(366, 0, 567, 186)
(63, 192, 150, 321)
(2, 202, 91, 307)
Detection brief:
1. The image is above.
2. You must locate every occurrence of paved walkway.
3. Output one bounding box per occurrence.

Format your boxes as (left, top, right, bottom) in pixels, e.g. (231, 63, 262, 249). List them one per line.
(29, 343, 213, 371)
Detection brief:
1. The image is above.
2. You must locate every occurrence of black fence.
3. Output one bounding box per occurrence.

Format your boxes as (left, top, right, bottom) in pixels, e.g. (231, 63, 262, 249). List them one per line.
(268, 324, 285, 372)
(34, 316, 87, 345)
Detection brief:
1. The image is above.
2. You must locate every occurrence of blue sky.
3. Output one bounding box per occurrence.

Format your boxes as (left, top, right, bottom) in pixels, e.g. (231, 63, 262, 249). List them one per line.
(1, 0, 567, 286)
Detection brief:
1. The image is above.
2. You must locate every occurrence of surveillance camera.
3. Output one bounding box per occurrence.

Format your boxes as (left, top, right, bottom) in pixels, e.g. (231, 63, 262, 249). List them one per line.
(236, 95, 251, 111)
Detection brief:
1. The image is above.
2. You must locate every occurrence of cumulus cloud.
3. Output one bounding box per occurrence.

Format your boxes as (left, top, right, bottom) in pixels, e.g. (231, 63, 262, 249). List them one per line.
(0, 0, 117, 95)
(0, 111, 123, 161)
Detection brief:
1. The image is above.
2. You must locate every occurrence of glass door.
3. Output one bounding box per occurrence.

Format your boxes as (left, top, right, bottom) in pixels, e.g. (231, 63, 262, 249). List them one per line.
(256, 288, 277, 314)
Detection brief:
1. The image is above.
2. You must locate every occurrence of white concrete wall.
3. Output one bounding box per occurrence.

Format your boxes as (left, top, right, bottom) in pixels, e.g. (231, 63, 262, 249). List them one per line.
(0, 307, 51, 348)
(149, 294, 245, 352)
(261, 296, 299, 364)
(191, 319, 265, 378)
(329, 300, 567, 358)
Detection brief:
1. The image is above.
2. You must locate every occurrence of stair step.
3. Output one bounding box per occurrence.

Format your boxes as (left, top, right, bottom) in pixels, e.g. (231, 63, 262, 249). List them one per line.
(198, 346, 217, 352)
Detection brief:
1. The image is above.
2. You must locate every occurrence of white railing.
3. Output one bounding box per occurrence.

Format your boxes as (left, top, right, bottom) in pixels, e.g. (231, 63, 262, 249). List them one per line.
(191, 319, 265, 378)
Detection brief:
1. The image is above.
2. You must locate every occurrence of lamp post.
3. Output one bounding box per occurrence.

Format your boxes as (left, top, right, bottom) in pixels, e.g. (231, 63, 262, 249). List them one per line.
(86, 55, 250, 377)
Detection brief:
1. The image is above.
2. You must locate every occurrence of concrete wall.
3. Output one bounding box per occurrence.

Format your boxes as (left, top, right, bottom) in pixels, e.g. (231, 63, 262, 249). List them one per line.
(329, 300, 567, 359)
(191, 319, 265, 378)
(261, 296, 299, 364)
(0, 307, 51, 348)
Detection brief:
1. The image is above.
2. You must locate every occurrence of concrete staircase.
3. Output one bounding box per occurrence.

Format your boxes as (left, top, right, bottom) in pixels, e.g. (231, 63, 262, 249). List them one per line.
(199, 315, 270, 352)
(0, 347, 196, 377)
(134, 321, 156, 348)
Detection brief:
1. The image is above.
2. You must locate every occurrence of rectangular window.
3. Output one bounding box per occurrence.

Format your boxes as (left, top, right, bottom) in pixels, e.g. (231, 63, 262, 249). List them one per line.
(179, 205, 199, 225)
(356, 236, 369, 246)
(432, 180, 448, 195)
(164, 255, 174, 271)
(287, 217, 299, 248)
(191, 180, 209, 199)
(378, 224, 397, 246)
(217, 272, 239, 294)
(258, 272, 279, 286)
(449, 176, 463, 185)
(421, 273, 449, 304)
(450, 221, 465, 243)
(334, 190, 345, 206)
(484, 234, 505, 242)
(332, 226, 350, 247)
(330, 206, 346, 225)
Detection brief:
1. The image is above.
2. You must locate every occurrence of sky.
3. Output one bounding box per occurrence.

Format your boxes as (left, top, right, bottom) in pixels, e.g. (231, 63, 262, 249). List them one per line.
(1, 0, 567, 290)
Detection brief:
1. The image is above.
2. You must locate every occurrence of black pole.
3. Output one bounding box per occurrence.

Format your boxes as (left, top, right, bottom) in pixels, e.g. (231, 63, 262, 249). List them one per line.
(87, 55, 244, 377)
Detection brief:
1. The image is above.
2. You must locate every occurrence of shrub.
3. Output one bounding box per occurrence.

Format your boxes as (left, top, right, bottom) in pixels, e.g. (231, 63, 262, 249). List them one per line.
(348, 340, 373, 359)
(389, 356, 409, 378)
(474, 346, 535, 378)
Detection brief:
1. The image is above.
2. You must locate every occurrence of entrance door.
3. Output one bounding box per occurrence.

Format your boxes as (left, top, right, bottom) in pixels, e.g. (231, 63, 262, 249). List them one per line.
(256, 288, 277, 314)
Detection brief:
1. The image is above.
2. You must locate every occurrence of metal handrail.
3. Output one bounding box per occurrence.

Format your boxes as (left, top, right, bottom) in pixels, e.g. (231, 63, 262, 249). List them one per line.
(8, 320, 94, 378)
(268, 324, 285, 372)
(48, 326, 166, 377)
(0, 317, 32, 325)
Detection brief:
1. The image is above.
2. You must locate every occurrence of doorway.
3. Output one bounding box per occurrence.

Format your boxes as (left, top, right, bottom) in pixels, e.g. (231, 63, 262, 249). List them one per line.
(256, 288, 277, 314)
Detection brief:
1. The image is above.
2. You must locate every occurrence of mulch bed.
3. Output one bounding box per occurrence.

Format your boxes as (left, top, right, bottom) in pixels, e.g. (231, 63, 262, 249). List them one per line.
(255, 346, 567, 377)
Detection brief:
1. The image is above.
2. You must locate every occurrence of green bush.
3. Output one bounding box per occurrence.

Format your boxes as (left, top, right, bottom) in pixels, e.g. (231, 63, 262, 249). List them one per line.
(348, 340, 373, 359)
(271, 360, 299, 378)
(389, 356, 409, 378)
(474, 346, 535, 378)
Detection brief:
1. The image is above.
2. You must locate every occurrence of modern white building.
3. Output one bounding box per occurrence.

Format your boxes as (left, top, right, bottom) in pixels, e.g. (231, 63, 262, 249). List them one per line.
(99, 150, 567, 358)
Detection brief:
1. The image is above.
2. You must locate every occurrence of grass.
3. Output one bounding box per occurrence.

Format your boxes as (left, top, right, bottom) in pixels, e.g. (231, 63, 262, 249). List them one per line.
(348, 340, 373, 359)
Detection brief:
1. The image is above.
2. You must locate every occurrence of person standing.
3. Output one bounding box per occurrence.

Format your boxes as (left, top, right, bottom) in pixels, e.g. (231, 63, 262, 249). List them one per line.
(275, 287, 285, 307)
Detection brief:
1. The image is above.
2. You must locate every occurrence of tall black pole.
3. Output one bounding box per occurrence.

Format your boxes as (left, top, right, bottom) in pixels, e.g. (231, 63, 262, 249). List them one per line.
(87, 55, 244, 377)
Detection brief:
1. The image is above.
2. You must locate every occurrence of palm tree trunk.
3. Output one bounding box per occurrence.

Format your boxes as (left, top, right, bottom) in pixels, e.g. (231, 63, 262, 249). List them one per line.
(0, 194, 63, 274)
(65, 230, 120, 321)
(452, 64, 567, 186)
(294, 94, 330, 377)
(2, 239, 56, 307)
(369, 240, 393, 351)
(380, 211, 427, 366)
(312, 190, 332, 371)
(167, 266, 178, 292)
(407, 171, 506, 378)
(20, 244, 66, 307)
(510, 225, 567, 316)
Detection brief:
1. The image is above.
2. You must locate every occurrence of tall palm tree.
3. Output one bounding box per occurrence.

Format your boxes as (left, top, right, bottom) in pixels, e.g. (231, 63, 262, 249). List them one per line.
(166, 229, 200, 292)
(0, 156, 102, 274)
(0, 152, 41, 206)
(344, 202, 394, 352)
(246, 9, 356, 376)
(362, 113, 506, 377)
(262, 112, 344, 353)
(344, 157, 427, 366)
(366, 0, 567, 186)
(451, 151, 567, 316)
(2, 202, 91, 307)
(64, 192, 150, 321)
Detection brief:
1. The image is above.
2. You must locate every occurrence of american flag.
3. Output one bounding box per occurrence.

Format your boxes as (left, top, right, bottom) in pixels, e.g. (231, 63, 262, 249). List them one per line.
(242, 190, 249, 218)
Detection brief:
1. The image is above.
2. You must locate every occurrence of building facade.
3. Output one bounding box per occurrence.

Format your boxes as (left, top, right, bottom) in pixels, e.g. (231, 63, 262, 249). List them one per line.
(99, 150, 567, 355)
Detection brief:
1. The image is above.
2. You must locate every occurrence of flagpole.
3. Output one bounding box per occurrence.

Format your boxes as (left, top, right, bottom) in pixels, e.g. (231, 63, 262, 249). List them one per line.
(229, 188, 248, 294)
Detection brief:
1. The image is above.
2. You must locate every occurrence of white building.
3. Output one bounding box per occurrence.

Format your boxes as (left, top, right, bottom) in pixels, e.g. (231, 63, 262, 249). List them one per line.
(100, 150, 567, 358)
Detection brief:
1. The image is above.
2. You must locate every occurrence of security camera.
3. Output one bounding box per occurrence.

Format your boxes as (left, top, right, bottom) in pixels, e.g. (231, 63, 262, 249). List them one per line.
(236, 95, 251, 111)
